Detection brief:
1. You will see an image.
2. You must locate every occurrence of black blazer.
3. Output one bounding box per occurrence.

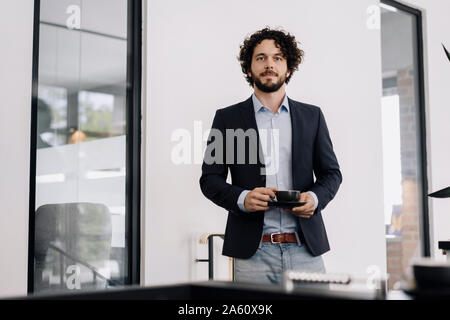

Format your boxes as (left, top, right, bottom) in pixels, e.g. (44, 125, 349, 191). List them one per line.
(199, 96, 342, 259)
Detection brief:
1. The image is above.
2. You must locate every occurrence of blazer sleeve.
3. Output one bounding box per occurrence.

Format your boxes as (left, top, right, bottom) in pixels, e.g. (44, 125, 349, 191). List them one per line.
(199, 109, 246, 214)
(309, 109, 342, 211)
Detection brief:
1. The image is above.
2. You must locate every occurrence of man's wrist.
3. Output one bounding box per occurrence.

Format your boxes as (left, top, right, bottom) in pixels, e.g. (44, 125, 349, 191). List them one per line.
(307, 191, 319, 210)
(237, 190, 251, 212)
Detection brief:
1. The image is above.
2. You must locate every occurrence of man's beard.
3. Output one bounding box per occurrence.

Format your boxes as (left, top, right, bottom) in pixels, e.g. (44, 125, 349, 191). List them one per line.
(252, 71, 287, 93)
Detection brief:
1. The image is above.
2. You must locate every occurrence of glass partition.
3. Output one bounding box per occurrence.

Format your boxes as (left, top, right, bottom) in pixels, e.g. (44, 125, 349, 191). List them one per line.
(31, 0, 140, 294)
(380, 0, 428, 290)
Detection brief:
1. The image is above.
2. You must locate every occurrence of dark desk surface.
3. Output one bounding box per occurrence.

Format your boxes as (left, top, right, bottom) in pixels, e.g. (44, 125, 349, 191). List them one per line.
(20, 280, 411, 300)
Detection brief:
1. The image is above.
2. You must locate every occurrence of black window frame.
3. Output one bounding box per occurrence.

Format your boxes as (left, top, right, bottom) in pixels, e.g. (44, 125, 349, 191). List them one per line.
(381, 0, 430, 257)
(27, 0, 142, 294)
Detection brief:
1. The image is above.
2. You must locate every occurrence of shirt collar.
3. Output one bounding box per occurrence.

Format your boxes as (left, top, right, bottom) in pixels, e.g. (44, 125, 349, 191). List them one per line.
(252, 93, 290, 114)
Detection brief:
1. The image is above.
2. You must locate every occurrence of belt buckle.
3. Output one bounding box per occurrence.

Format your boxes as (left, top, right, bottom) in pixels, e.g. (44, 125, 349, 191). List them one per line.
(270, 233, 281, 244)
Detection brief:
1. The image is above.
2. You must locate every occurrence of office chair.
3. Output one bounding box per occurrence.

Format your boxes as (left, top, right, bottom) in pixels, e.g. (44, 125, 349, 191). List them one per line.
(34, 202, 113, 293)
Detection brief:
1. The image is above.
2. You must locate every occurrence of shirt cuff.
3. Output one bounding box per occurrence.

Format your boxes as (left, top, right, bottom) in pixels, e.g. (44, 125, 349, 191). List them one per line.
(307, 191, 319, 210)
(237, 190, 251, 213)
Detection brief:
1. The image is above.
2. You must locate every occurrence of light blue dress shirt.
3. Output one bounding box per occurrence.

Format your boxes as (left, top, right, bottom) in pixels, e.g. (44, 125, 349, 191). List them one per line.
(237, 94, 318, 238)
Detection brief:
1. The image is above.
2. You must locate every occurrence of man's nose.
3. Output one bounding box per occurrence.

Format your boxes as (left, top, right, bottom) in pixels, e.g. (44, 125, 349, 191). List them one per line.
(265, 58, 275, 70)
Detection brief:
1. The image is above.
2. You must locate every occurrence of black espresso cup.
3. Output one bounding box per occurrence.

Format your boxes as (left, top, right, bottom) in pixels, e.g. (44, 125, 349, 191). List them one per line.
(275, 190, 300, 202)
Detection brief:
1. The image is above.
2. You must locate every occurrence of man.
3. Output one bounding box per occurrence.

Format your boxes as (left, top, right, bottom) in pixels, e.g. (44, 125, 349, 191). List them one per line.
(199, 27, 342, 285)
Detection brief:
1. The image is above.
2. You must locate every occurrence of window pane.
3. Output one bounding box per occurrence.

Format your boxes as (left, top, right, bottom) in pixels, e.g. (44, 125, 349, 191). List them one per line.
(34, 0, 129, 294)
(380, 3, 425, 290)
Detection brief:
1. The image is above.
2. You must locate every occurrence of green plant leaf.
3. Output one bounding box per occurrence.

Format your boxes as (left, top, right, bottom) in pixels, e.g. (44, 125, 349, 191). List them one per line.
(443, 44, 450, 62)
(428, 186, 450, 198)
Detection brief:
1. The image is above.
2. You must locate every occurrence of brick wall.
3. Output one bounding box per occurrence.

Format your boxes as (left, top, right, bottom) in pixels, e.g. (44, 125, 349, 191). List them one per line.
(385, 67, 421, 290)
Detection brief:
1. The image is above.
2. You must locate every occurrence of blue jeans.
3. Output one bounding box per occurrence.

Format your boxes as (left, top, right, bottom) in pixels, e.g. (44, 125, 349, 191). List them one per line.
(234, 242, 327, 287)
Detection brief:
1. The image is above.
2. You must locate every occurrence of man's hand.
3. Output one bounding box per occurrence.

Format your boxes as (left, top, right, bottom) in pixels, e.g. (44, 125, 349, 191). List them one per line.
(284, 192, 315, 218)
(244, 187, 277, 212)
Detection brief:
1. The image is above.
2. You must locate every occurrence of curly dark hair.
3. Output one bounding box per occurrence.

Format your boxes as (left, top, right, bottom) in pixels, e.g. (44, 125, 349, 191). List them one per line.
(238, 27, 304, 87)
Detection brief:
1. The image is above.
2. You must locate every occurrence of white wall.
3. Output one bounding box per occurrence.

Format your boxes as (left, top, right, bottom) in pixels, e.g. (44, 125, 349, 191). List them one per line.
(0, 0, 34, 298)
(143, 0, 388, 286)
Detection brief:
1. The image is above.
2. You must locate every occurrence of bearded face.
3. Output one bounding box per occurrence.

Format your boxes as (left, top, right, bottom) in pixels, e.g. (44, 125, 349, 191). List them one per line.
(248, 39, 290, 93)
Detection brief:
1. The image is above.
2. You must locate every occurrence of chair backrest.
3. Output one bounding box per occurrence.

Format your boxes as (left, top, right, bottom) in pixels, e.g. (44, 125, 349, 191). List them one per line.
(34, 202, 112, 291)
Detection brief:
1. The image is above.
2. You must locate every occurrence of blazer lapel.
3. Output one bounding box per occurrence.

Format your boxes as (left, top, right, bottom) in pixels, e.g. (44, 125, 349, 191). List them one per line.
(288, 98, 302, 189)
(239, 96, 258, 131)
(239, 96, 265, 169)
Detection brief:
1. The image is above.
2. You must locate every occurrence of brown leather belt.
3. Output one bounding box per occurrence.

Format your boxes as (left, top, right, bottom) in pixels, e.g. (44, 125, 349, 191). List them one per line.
(262, 233, 298, 244)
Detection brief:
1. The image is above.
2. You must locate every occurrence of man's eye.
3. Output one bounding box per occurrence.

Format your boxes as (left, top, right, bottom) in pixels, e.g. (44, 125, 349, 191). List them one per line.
(256, 57, 264, 61)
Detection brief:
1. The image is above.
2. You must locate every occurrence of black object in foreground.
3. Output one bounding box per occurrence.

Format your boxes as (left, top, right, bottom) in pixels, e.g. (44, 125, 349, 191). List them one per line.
(413, 260, 450, 290)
